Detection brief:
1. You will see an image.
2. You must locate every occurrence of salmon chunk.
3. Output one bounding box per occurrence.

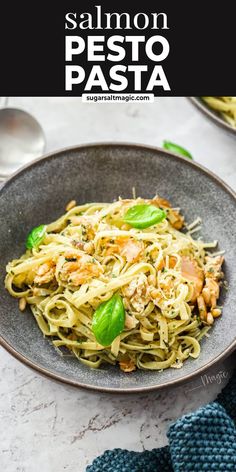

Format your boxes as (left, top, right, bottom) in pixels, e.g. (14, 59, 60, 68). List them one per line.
(181, 256, 204, 302)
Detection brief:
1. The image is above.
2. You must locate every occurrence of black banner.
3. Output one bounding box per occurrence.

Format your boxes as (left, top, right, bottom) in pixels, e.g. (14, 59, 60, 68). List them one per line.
(0, 1, 235, 96)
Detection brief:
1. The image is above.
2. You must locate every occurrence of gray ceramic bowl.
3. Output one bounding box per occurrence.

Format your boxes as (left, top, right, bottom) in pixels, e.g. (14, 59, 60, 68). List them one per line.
(189, 97, 236, 136)
(0, 143, 236, 392)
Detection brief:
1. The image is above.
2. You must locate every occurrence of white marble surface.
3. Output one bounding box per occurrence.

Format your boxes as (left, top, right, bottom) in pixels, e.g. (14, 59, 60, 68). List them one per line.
(1, 97, 236, 472)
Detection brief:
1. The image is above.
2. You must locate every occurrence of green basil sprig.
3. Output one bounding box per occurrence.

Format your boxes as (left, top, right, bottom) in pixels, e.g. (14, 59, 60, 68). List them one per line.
(163, 141, 193, 160)
(92, 293, 125, 346)
(123, 204, 166, 229)
(26, 224, 47, 249)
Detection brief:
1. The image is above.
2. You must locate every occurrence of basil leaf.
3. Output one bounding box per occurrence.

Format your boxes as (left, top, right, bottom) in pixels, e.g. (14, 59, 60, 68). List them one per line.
(123, 204, 166, 229)
(163, 141, 193, 160)
(26, 224, 47, 249)
(92, 293, 125, 346)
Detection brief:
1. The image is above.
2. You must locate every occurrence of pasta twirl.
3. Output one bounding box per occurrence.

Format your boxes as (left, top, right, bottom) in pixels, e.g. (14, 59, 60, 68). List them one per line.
(5, 196, 224, 372)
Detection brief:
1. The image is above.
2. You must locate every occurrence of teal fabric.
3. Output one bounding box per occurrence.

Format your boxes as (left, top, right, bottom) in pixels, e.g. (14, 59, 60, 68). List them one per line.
(87, 371, 236, 471)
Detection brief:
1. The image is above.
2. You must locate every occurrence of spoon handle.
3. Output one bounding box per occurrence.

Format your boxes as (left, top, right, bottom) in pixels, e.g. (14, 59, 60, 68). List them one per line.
(0, 174, 7, 182)
(0, 97, 9, 108)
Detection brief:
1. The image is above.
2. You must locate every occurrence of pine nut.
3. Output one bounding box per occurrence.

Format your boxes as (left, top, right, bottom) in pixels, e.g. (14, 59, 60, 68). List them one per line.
(19, 297, 26, 311)
(206, 312, 214, 325)
(151, 288, 160, 299)
(65, 200, 76, 212)
(84, 242, 94, 254)
(202, 287, 211, 305)
(212, 308, 222, 318)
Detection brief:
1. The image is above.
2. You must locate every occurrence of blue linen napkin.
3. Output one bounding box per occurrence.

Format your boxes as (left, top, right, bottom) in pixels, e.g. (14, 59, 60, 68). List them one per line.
(86, 371, 236, 471)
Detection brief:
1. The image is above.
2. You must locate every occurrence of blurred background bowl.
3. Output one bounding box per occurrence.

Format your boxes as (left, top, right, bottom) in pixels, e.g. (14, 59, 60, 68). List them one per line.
(189, 97, 236, 136)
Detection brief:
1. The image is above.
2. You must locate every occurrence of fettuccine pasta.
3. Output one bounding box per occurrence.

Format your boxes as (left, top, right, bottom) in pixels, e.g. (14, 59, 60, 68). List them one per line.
(5, 196, 224, 372)
(202, 96, 236, 128)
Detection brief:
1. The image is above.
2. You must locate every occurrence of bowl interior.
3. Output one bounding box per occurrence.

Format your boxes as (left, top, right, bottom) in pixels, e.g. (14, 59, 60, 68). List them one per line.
(0, 143, 236, 392)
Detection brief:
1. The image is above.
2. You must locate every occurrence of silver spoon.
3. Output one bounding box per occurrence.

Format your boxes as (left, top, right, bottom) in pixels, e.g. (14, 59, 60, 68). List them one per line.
(0, 98, 46, 181)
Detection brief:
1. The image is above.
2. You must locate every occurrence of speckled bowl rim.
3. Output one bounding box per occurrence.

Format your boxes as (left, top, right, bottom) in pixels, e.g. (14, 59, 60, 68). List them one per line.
(189, 97, 236, 136)
(0, 142, 236, 393)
